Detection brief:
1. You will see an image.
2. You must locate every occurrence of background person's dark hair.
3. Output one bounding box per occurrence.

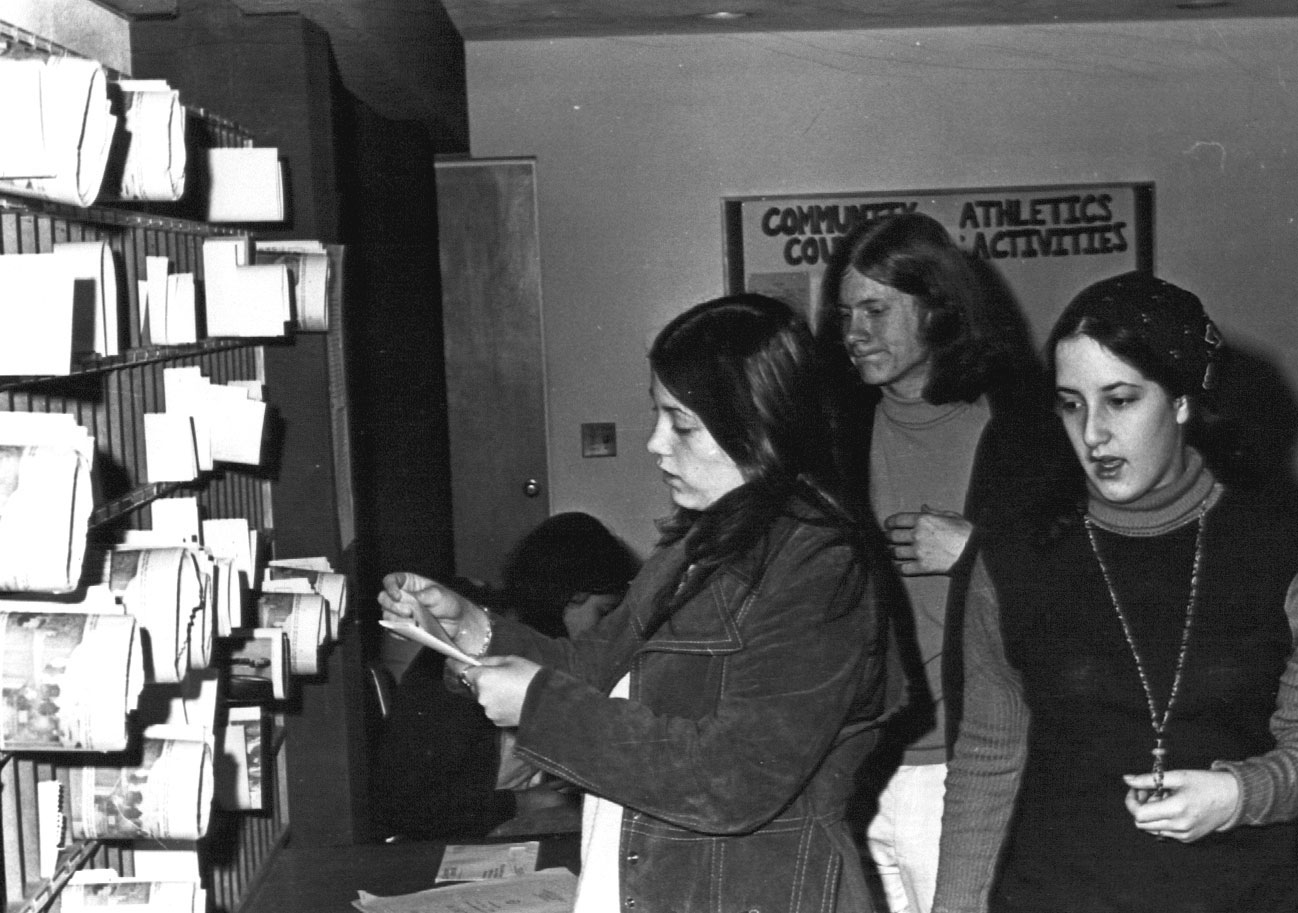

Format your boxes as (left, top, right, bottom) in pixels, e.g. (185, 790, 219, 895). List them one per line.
(649, 293, 867, 624)
(817, 211, 1022, 404)
(501, 512, 640, 638)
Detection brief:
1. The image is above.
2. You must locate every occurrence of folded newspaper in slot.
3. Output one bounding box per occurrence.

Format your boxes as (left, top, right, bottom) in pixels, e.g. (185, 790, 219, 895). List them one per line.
(255, 591, 328, 675)
(112, 79, 187, 202)
(0, 57, 117, 207)
(0, 611, 145, 751)
(225, 627, 289, 702)
(265, 560, 349, 639)
(105, 546, 206, 683)
(66, 723, 213, 840)
(215, 705, 268, 811)
(62, 877, 204, 912)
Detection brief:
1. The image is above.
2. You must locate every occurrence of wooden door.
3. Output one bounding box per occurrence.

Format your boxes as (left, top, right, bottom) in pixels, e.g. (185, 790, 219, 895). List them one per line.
(435, 157, 550, 585)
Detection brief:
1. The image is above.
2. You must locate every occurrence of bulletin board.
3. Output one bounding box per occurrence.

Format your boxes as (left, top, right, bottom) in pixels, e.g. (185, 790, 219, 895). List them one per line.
(722, 182, 1154, 345)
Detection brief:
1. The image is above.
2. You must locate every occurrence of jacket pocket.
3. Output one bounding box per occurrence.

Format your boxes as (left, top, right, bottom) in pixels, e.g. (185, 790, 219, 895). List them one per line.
(621, 813, 841, 913)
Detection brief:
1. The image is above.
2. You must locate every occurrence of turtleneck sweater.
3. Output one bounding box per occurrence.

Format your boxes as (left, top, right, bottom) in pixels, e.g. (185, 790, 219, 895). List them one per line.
(1086, 447, 1220, 536)
(932, 449, 1298, 913)
(870, 389, 989, 764)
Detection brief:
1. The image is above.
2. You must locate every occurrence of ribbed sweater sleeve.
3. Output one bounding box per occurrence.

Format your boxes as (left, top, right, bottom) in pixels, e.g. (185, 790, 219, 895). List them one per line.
(1211, 571, 1298, 828)
(932, 556, 1028, 913)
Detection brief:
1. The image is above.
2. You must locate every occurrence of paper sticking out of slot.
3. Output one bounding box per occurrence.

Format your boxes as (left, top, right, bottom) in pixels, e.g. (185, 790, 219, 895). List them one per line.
(256, 592, 328, 675)
(0, 412, 95, 593)
(226, 627, 290, 701)
(0, 254, 77, 377)
(0, 57, 117, 207)
(0, 611, 145, 751)
(37, 779, 65, 879)
(143, 412, 199, 483)
(114, 79, 187, 202)
(206, 147, 285, 222)
(379, 619, 482, 667)
(201, 237, 291, 339)
(53, 241, 120, 359)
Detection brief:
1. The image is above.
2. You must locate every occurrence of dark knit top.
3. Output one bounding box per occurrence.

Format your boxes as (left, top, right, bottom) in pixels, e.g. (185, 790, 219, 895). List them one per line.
(933, 453, 1298, 913)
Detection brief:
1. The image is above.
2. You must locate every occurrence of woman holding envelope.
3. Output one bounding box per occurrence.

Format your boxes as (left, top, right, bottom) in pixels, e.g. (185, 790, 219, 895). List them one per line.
(380, 293, 891, 912)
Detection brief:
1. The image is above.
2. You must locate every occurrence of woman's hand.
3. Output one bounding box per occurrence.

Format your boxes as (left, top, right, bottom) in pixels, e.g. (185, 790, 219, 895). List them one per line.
(1123, 769, 1241, 842)
(883, 506, 973, 576)
(378, 571, 475, 640)
(462, 656, 542, 727)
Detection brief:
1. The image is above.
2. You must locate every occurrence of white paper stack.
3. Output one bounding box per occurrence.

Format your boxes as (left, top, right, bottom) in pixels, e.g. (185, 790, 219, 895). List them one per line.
(143, 412, 199, 483)
(201, 237, 290, 338)
(149, 497, 202, 545)
(162, 367, 213, 472)
(0, 56, 117, 207)
(141, 257, 197, 346)
(254, 240, 330, 331)
(0, 412, 95, 593)
(114, 79, 187, 202)
(53, 241, 120, 358)
(0, 253, 77, 376)
(206, 147, 284, 222)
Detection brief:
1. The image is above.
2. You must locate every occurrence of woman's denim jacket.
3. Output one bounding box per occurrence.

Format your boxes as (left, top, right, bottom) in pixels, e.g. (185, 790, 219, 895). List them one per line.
(491, 496, 888, 912)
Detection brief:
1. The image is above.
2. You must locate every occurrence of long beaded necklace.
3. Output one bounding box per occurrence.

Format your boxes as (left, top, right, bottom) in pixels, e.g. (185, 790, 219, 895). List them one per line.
(1083, 511, 1206, 799)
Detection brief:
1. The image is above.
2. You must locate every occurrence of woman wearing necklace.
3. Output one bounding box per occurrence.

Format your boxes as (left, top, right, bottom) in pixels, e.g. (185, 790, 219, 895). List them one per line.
(932, 271, 1298, 913)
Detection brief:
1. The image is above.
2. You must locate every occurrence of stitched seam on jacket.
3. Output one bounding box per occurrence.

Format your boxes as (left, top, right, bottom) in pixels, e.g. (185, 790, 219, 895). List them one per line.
(713, 839, 723, 913)
(818, 849, 839, 913)
(790, 815, 812, 912)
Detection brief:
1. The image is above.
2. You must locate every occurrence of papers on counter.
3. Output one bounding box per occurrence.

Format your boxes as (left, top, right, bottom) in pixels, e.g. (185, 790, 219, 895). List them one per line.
(353, 870, 577, 913)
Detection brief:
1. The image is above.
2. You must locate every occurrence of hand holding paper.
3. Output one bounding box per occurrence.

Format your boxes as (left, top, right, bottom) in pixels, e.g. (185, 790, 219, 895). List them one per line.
(378, 620, 480, 667)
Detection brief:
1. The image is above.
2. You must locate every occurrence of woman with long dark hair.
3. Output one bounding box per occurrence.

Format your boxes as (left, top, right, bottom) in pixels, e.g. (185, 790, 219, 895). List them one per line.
(934, 272, 1298, 912)
(380, 293, 890, 911)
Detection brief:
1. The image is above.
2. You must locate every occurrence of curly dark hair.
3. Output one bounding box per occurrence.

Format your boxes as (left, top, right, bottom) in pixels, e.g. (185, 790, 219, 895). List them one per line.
(817, 211, 1031, 404)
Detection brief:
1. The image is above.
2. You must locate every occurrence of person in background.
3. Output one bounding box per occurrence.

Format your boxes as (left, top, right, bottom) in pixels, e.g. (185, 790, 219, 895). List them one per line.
(816, 212, 1065, 913)
(934, 272, 1298, 912)
(372, 512, 639, 842)
(380, 293, 892, 911)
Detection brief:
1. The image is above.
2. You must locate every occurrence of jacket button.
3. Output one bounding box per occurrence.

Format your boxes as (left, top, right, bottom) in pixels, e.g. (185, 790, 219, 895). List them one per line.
(625, 899, 636, 908)
(626, 852, 639, 864)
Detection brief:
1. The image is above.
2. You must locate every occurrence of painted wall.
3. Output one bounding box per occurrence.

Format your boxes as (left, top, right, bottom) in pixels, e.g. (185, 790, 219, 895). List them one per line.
(3, 0, 131, 71)
(465, 20, 1298, 555)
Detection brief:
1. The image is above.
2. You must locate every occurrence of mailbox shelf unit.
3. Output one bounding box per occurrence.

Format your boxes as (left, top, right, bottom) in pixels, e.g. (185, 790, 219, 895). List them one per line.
(0, 27, 292, 909)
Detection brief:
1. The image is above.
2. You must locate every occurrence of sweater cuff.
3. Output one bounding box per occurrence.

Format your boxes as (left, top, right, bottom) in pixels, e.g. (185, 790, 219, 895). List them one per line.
(1208, 760, 1248, 830)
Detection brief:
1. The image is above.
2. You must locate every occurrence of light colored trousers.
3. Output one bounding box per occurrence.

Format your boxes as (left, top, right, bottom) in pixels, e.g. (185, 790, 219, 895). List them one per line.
(865, 762, 947, 913)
